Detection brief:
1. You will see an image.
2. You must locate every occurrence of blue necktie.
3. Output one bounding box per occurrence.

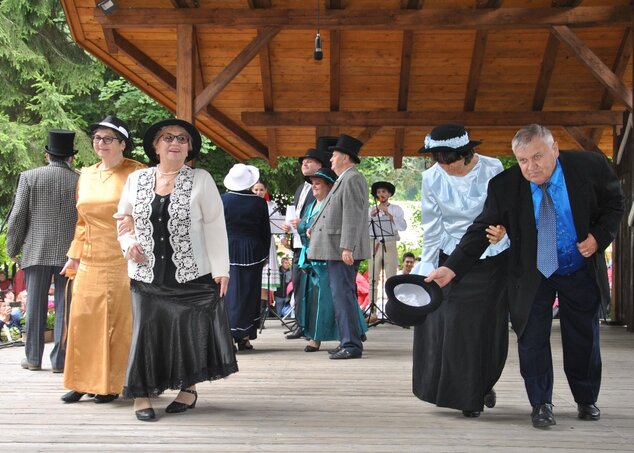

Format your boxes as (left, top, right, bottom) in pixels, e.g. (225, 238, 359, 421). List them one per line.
(536, 183, 559, 278)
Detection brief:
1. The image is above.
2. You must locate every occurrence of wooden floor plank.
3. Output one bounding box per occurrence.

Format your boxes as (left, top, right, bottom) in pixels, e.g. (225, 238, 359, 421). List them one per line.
(2, 321, 633, 451)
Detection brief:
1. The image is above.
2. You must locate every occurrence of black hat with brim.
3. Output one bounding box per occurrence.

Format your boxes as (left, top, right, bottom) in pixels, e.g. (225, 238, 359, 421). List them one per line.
(304, 167, 338, 185)
(329, 134, 363, 164)
(45, 129, 77, 157)
(299, 136, 337, 168)
(418, 123, 481, 154)
(371, 181, 396, 198)
(384, 274, 443, 327)
(143, 118, 202, 164)
(90, 115, 134, 153)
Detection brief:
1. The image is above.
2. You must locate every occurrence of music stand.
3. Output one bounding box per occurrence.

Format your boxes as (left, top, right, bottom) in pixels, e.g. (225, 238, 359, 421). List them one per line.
(366, 207, 397, 328)
(260, 208, 296, 333)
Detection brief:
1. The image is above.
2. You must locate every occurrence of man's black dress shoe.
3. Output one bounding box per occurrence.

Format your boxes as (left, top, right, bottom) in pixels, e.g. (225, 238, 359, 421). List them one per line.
(577, 403, 600, 420)
(329, 349, 362, 360)
(304, 345, 320, 352)
(285, 327, 304, 340)
(462, 410, 481, 418)
(135, 408, 157, 421)
(165, 389, 198, 414)
(61, 391, 87, 403)
(328, 345, 342, 354)
(484, 389, 496, 408)
(94, 394, 119, 404)
(531, 403, 556, 428)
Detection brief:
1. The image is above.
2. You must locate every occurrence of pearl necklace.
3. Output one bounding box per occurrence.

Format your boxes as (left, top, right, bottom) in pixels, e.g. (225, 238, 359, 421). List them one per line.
(156, 167, 181, 176)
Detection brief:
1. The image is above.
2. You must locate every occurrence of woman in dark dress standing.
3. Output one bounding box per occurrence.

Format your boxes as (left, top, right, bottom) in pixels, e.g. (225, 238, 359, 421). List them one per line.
(413, 124, 509, 418)
(117, 119, 237, 422)
(221, 164, 271, 351)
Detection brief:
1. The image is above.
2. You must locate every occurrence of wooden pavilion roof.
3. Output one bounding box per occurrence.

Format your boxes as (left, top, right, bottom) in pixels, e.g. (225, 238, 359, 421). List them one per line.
(61, 0, 633, 166)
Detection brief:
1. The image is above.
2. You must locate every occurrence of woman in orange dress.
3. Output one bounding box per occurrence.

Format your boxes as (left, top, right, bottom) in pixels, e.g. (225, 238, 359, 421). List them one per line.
(61, 116, 145, 404)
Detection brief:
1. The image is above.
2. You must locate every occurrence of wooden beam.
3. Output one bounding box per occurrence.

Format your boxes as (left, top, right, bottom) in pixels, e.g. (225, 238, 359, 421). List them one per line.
(552, 25, 633, 111)
(357, 127, 382, 144)
(532, 32, 560, 111)
(394, 128, 405, 169)
(551, 0, 583, 7)
(330, 29, 341, 113)
(241, 110, 623, 127)
(95, 6, 631, 30)
(590, 28, 632, 144)
(176, 24, 194, 122)
(204, 106, 269, 160)
(564, 126, 603, 153)
(464, 30, 488, 112)
(112, 31, 176, 90)
(193, 26, 280, 113)
(267, 128, 278, 167)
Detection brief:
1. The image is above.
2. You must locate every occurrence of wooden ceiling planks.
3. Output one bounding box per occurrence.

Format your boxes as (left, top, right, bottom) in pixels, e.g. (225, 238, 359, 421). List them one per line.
(61, 0, 633, 163)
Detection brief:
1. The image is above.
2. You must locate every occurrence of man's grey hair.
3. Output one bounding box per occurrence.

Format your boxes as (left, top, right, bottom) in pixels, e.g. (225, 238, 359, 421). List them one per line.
(511, 124, 555, 152)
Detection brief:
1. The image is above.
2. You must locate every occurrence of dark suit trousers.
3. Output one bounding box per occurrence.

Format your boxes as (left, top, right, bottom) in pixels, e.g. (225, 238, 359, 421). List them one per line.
(24, 266, 69, 369)
(328, 260, 363, 355)
(518, 267, 601, 406)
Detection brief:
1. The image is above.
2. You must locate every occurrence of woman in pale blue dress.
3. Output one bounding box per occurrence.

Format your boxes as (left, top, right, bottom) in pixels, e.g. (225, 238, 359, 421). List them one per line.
(295, 168, 368, 352)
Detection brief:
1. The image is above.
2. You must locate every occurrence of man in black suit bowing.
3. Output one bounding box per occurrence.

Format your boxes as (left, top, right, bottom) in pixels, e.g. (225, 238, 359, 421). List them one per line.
(283, 136, 337, 339)
(426, 124, 624, 428)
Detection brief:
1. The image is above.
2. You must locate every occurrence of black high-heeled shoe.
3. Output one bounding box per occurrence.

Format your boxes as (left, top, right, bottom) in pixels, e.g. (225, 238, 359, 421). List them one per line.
(165, 389, 198, 414)
(94, 394, 119, 404)
(135, 407, 156, 421)
(61, 390, 86, 403)
(237, 339, 254, 351)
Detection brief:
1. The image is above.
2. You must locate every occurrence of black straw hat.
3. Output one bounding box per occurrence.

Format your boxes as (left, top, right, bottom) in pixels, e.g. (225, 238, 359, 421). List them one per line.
(143, 118, 202, 164)
(418, 123, 481, 154)
(45, 130, 77, 157)
(90, 115, 134, 153)
(304, 167, 338, 185)
(299, 136, 337, 168)
(329, 134, 363, 164)
(384, 274, 443, 327)
(371, 181, 395, 198)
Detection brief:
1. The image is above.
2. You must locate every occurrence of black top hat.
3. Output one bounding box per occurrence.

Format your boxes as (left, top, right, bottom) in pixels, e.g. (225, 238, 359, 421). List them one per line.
(45, 130, 77, 157)
(329, 134, 363, 164)
(304, 167, 338, 185)
(418, 123, 481, 154)
(299, 136, 337, 168)
(90, 115, 134, 153)
(384, 274, 443, 327)
(143, 118, 202, 164)
(371, 181, 395, 198)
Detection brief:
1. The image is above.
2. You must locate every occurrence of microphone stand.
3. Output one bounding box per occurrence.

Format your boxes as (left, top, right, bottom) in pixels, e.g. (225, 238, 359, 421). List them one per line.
(366, 197, 394, 327)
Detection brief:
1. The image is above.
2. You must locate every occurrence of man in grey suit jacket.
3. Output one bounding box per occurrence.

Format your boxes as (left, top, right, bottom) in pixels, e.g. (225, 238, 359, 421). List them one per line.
(426, 124, 624, 428)
(6, 130, 79, 372)
(308, 134, 371, 359)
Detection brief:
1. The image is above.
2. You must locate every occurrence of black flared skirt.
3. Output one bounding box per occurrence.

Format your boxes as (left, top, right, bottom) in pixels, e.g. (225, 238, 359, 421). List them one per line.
(412, 251, 509, 412)
(123, 276, 238, 398)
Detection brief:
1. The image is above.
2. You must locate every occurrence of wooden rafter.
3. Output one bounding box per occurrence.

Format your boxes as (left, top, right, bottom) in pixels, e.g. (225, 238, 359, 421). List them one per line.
(590, 27, 632, 144)
(95, 6, 631, 30)
(250, 0, 276, 165)
(242, 111, 622, 127)
(564, 126, 603, 153)
(357, 127, 382, 144)
(393, 0, 423, 169)
(532, 32, 560, 111)
(552, 25, 633, 111)
(176, 24, 194, 122)
(326, 0, 343, 138)
(193, 26, 280, 113)
(464, 1, 502, 112)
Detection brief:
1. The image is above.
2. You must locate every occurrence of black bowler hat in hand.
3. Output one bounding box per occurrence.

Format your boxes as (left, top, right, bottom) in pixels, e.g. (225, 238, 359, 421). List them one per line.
(299, 136, 337, 168)
(45, 130, 77, 157)
(384, 274, 443, 327)
(329, 134, 363, 163)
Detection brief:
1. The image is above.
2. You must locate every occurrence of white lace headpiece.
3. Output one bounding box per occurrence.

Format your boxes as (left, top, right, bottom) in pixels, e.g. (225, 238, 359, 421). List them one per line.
(424, 132, 470, 150)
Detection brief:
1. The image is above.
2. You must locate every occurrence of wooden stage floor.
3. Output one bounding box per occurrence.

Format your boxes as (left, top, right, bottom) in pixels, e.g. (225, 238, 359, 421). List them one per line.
(2, 320, 633, 452)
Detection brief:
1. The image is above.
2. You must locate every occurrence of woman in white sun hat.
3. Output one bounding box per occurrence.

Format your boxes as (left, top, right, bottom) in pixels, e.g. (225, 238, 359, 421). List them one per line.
(221, 164, 271, 351)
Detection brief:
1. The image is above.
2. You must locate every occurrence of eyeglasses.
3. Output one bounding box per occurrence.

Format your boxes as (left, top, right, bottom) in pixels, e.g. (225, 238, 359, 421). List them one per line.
(160, 133, 190, 145)
(92, 135, 122, 145)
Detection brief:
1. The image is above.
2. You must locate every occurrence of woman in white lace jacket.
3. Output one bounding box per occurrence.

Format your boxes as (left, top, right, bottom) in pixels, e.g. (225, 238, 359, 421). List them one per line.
(117, 119, 237, 422)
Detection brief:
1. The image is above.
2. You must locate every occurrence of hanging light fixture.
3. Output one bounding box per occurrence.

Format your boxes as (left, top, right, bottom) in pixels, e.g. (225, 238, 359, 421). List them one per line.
(314, 0, 323, 61)
(97, 0, 118, 14)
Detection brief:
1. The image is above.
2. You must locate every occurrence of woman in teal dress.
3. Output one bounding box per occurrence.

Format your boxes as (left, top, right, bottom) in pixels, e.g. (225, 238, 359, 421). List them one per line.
(295, 168, 368, 352)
